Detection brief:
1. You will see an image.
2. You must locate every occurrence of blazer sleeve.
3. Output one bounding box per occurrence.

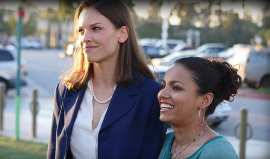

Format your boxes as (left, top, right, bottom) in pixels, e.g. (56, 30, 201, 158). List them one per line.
(47, 83, 64, 159)
(139, 91, 167, 158)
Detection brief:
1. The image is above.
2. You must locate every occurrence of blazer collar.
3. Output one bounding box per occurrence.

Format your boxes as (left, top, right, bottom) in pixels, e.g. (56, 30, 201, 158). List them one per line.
(61, 74, 141, 136)
(101, 76, 140, 130)
(62, 86, 86, 138)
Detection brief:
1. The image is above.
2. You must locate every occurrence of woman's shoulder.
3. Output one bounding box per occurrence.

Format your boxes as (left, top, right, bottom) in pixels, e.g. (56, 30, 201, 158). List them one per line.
(158, 131, 175, 159)
(206, 135, 236, 149)
(56, 82, 66, 92)
(55, 82, 84, 98)
(193, 135, 238, 159)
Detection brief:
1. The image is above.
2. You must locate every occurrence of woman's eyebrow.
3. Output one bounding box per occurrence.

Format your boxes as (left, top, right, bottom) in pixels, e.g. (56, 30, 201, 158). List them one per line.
(170, 80, 185, 86)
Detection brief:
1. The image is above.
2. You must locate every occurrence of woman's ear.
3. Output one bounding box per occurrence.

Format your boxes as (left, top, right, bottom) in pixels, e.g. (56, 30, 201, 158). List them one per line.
(199, 93, 213, 109)
(118, 26, 129, 43)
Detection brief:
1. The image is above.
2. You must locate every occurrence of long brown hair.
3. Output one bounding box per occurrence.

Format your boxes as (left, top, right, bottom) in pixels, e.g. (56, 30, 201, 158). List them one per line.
(61, 0, 155, 91)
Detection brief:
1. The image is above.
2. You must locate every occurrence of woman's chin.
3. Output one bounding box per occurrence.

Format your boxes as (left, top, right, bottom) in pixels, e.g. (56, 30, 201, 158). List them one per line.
(159, 115, 170, 123)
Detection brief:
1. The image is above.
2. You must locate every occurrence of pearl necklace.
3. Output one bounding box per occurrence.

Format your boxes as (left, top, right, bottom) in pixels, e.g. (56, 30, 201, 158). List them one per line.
(89, 78, 115, 104)
(173, 127, 208, 159)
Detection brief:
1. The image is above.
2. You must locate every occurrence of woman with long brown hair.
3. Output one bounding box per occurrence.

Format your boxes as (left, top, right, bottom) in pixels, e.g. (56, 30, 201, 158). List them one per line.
(47, 0, 166, 158)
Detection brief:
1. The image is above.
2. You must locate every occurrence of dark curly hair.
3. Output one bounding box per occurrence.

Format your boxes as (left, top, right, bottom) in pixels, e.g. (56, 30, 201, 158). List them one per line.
(174, 57, 242, 117)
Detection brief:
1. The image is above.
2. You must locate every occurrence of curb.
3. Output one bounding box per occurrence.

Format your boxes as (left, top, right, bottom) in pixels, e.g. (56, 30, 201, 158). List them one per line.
(237, 92, 270, 100)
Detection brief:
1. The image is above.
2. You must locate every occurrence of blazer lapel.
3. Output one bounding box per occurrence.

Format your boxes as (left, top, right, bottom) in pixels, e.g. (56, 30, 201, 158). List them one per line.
(101, 78, 139, 130)
(62, 87, 86, 138)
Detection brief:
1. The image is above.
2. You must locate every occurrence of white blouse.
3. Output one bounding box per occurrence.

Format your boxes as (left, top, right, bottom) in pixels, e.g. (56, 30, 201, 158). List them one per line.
(70, 82, 108, 159)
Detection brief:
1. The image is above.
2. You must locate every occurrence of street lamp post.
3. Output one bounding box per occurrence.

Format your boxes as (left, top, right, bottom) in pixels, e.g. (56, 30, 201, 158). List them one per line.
(160, 1, 178, 48)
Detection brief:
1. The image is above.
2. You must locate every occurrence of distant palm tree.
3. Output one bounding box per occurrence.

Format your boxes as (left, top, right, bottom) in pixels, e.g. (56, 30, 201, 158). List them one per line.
(39, 7, 58, 48)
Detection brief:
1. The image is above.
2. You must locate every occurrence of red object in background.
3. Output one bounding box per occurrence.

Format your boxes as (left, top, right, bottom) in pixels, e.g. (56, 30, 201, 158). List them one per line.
(18, 7, 24, 17)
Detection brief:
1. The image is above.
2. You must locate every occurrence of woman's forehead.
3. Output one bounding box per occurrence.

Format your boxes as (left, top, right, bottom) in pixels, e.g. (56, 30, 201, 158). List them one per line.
(78, 7, 107, 26)
(165, 64, 193, 82)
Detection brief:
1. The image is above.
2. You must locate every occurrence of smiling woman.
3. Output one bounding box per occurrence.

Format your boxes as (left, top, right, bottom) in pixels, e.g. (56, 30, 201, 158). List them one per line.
(158, 57, 242, 159)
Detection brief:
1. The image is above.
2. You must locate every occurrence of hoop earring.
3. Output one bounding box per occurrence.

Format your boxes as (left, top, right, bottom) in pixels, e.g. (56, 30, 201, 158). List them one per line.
(198, 109, 205, 125)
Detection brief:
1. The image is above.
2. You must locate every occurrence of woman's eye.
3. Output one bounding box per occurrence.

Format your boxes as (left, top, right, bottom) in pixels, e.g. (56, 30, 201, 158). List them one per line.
(93, 27, 101, 31)
(78, 29, 84, 34)
(173, 86, 182, 91)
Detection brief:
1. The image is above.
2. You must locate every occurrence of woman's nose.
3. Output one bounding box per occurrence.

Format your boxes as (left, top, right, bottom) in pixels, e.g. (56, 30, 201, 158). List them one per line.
(82, 31, 92, 43)
(158, 87, 170, 100)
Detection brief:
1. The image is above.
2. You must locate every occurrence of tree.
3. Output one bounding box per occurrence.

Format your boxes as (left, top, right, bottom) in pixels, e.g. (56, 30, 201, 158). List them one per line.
(22, 14, 37, 36)
(259, 5, 270, 46)
(0, 10, 5, 36)
(57, 0, 79, 47)
(6, 15, 16, 37)
(173, 2, 197, 28)
(39, 7, 58, 48)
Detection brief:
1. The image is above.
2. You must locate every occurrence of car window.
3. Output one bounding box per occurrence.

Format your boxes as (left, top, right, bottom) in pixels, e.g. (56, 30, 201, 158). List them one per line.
(249, 51, 270, 64)
(208, 47, 226, 54)
(267, 53, 270, 63)
(145, 46, 157, 55)
(0, 50, 14, 61)
(167, 44, 177, 50)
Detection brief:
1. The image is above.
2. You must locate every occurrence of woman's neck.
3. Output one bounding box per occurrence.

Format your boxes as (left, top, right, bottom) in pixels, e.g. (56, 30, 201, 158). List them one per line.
(173, 123, 208, 147)
(92, 62, 117, 88)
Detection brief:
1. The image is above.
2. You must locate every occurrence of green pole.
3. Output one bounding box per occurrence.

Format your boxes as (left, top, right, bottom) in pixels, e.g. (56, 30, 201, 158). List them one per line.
(16, 5, 24, 140)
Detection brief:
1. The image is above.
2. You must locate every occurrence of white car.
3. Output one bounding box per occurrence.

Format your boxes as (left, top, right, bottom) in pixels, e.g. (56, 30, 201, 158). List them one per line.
(244, 48, 270, 88)
(149, 64, 232, 127)
(0, 45, 27, 92)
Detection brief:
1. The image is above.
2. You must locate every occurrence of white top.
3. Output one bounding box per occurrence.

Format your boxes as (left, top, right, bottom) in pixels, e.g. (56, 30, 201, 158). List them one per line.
(70, 82, 108, 159)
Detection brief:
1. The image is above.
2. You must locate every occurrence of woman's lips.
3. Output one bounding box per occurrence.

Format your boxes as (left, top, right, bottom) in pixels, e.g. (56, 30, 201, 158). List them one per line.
(160, 103, 174, 112)
(84, 46, 98, 51)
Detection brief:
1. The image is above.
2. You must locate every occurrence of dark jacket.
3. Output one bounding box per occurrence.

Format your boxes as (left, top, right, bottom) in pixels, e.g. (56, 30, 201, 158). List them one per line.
(47, 75, 167, 159)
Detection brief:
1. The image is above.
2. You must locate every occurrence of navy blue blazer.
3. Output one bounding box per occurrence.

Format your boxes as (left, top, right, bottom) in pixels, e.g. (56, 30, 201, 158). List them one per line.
(47, 75, 167, 159)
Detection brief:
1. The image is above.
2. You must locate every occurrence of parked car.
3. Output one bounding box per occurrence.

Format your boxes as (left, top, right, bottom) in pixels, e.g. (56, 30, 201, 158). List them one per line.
(0, 45, 27, 92)
(172, 43, 194, 52)
(141, 44, 170, 58)
(195, 43, 227, 58)
(244, 48, 270, 88)
(226, 47, 250, 81)
(155, 39, 185, 50)
(139, 38, 160, 46)
(148, 64, 232, 127)
(21, 38, 43, 49)
(65, 42, 76, 56)
(152, 43, 227, 66)
(151, 51, 195, 66)
(219, 44, 250, 60)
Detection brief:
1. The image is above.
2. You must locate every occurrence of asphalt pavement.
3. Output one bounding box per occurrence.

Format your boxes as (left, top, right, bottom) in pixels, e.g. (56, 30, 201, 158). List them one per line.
(1, 77, 270, 159)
